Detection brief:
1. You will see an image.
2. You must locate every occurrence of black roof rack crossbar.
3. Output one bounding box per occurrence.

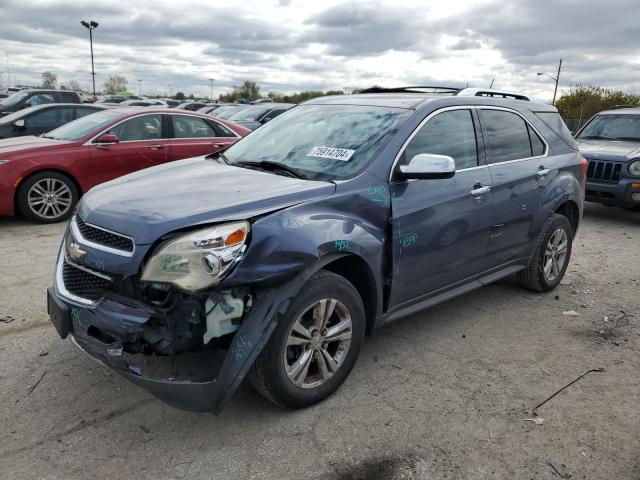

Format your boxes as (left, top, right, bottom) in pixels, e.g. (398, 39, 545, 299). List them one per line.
(358, 86, 462, 94)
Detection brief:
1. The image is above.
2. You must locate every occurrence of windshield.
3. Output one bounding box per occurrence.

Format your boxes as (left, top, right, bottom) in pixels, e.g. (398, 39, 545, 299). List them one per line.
(0, 106, 35, 124)
(228, 106, 271, 122)
(44, 110, 123, 141)
(223, 104, 411, 180)
(577, 114, 640, 141)
(214, 106, 248, 119)
(0, 90, 30, 107)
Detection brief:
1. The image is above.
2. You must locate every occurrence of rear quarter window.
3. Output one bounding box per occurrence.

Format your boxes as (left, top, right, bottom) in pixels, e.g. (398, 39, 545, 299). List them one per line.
(534, 112, 577, 149)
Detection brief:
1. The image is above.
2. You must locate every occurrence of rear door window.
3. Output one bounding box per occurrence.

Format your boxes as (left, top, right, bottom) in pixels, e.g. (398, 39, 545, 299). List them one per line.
(403, 109, 478, 169)
(26, 93, 55, 107)
(480, 109, 533, 163)
(171, 115, 217, 138)
(28, 108, 61, 127)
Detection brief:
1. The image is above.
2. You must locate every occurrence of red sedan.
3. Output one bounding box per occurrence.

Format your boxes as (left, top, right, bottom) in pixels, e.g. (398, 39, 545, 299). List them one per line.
(0, 108, 250, 223)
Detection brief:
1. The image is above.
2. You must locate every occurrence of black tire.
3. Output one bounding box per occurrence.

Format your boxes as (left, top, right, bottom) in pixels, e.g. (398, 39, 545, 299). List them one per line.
(248, 270, 365, 409)
(17, 171, 79, 224)
(518, 213, 573, 292)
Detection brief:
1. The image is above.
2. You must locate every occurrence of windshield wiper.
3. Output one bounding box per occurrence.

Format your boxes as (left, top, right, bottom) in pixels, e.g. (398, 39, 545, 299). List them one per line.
(613, 136, 640, 142)
(235, 160, 307, 179)
(579, 135, 614, 140)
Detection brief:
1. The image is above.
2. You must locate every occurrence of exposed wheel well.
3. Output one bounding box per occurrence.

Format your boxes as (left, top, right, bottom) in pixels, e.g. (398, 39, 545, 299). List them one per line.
(14, 169, 82, 214)
(554, 200, 579, 234)
(323, 255, 378, 334)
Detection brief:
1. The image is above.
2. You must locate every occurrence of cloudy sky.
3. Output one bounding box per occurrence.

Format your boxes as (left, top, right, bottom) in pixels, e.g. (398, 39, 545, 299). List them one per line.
(1, 0, 639, 101)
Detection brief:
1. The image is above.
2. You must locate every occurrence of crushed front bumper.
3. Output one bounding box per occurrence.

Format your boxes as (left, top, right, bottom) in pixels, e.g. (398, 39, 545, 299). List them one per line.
(47, 272, 304, 413)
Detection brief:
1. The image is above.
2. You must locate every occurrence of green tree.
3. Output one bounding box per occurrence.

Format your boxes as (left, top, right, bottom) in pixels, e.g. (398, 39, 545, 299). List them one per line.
(268, 89, 344, 104)
(219, 80, 262, 102)
(103, 75, 128, 95)
(556, 86, 640, 131)
(41, 71, 57, 89)
(174, 91, 186, 100)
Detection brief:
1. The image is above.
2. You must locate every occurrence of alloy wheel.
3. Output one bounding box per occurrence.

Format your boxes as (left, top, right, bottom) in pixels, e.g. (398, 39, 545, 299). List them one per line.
(283, 298, 352, 389)
(543, 227, 568, 282)
(27, 178, 73, 220)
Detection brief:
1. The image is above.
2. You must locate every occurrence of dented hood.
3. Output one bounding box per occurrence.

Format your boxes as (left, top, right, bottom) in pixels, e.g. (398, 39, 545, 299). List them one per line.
(79, 157, 335, 244)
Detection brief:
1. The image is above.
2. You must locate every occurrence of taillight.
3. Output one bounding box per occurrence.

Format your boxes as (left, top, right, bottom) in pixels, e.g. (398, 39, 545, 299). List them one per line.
(580, 157, 588, 182)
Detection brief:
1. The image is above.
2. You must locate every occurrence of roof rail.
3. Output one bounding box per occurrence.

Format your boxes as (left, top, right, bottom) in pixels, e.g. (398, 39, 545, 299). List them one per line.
(358, 86, 461, 94)
(610, 104, 638, 110)
(456, 88, 531, 101)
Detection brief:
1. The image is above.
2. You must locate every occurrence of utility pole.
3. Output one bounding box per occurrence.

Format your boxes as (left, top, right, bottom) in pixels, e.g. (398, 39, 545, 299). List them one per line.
(208, 78, 214, 101)
(138, 79, 143, 97)
(80, 21, 99, 98)
(168, 84, 173, 97)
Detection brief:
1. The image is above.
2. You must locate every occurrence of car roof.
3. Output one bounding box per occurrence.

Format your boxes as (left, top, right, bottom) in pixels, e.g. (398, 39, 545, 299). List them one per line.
(21, 89, 80, 94)
(107, 107, 218, 116)
(598, 107, 640, 115)
(305, 92, 554, 112)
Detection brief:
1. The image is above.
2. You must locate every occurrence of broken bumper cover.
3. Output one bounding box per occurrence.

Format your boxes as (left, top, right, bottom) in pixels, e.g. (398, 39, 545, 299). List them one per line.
(47, 274, 302, 413)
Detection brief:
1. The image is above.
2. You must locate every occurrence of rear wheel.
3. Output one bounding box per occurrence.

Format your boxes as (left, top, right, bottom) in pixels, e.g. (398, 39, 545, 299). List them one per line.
(17, 171, 78, 224)
(248, 270, 365, 409)
(518, 213, 573, 292)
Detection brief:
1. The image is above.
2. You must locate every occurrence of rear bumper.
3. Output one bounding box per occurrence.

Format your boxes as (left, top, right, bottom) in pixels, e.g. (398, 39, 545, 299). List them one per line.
(585, 178, 640, 208)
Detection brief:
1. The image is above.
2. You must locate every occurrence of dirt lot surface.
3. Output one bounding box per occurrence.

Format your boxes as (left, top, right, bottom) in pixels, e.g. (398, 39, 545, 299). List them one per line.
(0, 203, 638, 479)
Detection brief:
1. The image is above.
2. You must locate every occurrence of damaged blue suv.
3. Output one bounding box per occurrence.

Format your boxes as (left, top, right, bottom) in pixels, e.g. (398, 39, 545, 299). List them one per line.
(48, 87, 585, 413)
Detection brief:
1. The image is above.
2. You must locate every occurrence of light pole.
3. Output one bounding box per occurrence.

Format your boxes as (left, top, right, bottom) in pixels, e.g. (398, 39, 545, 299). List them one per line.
(168, 84, 173, 97)
(537, 58, 562, 105)
(137, 79, 143, 97)
(80, 20, 99, 98)
(208, 78, 214, 101)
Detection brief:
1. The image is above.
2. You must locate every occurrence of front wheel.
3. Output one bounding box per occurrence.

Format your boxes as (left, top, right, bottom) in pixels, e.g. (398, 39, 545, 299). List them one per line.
(248, 270, 365, 409)
(518, 213, 573, 292)
(17, 171, 79, 224)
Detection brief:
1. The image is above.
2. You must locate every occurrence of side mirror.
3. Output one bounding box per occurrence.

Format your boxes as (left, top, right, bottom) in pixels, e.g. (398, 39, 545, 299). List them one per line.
(399, 153, 456, 180)
(13, 119, 25, 129)
(96, 133, 120, 145)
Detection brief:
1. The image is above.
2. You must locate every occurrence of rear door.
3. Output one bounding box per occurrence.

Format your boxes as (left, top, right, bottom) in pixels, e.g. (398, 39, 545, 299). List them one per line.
(388, 107, 494, 308)
(478, 107, 556, 266)
(168, 114, 238, 160)
(88, 113, 168, 187)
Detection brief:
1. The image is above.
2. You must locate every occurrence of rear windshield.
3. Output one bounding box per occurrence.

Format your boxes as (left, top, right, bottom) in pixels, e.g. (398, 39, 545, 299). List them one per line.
(534, 112, 577, 149)
(44, 110, 124, 141)
(576, 113, 640, 142)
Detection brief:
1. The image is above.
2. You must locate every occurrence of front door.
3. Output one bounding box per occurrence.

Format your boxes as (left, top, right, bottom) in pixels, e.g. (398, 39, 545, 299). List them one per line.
(388, 108, 494, 309)
(168, 114, 238, 160)
(477, 108, 558, 265)
(88, 113, 168, 187)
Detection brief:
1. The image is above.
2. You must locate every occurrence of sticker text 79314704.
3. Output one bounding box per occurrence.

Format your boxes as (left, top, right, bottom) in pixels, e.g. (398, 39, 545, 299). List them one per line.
(307, 146, 355, 161)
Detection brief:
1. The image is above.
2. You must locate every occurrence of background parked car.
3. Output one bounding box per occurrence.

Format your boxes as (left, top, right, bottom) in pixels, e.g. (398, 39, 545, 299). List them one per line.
(210, 104, 251, 119)
(176, 101, 208, 111)
(0, 103, 105, 139)
(575, 107, 640, 210)
(95, 96, 127, 104)
(226, 103, 294, 130)
(160, 99, 181, 108)
(0, 108, 250, 223)
(119, 99, 167, 107)
(0, 89, 82, 116)
(197, 104, 226, 115)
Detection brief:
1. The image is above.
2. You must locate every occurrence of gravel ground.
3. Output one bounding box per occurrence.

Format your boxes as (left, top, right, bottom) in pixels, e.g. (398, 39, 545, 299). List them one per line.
(0, 202, 638, 479)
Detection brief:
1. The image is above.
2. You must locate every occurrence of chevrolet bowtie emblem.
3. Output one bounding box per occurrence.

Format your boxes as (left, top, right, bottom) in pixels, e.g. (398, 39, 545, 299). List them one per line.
(67, 241, 87, 262)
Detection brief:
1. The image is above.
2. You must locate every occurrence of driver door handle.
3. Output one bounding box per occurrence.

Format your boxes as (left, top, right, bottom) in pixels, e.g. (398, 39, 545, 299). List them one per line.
(470, 185, 491, 196)
(211, 142, 225, 148)
(147, 144, 164, 150)
(537, 167, 550, 177)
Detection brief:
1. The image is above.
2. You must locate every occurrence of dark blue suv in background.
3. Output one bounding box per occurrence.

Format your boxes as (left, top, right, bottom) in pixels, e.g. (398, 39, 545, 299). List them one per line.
(47, 86, 585, 413)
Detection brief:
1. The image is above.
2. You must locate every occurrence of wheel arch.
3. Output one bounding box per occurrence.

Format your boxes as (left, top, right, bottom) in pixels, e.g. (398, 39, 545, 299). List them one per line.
(553, 199, 580, 235)
(14, 168, 83, 213)
(322, 254, 379, 334)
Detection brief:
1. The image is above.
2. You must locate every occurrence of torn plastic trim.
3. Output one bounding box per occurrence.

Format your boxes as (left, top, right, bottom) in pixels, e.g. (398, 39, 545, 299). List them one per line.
(67, 264, 322, 413)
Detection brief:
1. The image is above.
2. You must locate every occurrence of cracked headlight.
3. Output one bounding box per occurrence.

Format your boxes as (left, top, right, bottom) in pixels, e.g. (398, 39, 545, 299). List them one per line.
(629, 160, 640, 177)
(141, 221, 249, 291)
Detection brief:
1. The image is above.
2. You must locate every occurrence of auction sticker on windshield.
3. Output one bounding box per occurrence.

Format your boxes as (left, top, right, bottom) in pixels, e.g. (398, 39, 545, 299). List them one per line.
(307, 146, 355, 161)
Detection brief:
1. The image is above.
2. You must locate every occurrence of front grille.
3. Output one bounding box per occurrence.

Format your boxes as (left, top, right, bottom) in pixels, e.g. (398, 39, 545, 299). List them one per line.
(62, 260, 112, 302)
(75, 216, 134, 253)
(586, 160, 623, 183)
